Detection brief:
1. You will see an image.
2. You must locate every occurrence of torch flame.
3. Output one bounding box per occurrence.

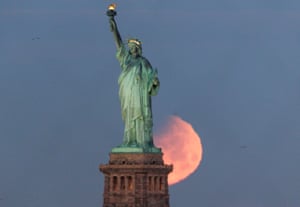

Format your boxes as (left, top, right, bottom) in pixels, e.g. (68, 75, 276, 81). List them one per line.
(108, 3, 116, 11)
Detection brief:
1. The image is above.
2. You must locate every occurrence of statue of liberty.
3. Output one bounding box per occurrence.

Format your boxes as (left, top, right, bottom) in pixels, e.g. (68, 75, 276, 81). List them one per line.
(107, 4, 161, 152)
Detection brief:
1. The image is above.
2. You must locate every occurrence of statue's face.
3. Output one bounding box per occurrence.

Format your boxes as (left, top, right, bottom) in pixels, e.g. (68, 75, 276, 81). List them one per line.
(128, 43, 142, 57)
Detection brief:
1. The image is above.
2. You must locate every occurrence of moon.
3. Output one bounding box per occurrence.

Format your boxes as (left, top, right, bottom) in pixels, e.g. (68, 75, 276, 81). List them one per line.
(154, 116, 203, 185)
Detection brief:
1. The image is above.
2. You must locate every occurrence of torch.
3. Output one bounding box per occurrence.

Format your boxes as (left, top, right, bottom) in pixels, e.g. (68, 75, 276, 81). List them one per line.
(106, 3, 117, 18)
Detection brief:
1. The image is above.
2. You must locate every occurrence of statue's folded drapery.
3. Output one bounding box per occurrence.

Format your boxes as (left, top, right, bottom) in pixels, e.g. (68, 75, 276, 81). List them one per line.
(116, 44, 159, 148)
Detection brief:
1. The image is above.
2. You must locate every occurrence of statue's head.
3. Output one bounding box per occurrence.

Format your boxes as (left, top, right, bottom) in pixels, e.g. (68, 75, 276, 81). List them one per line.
(128, 38, 142, 57)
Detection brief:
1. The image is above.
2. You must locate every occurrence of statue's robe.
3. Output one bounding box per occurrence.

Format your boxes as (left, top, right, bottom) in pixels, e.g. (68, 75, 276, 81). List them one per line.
(116, 44, 159, 147)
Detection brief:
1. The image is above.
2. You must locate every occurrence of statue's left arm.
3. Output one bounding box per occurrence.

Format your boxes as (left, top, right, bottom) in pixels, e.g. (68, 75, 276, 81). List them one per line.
(149, 69, 160, 96)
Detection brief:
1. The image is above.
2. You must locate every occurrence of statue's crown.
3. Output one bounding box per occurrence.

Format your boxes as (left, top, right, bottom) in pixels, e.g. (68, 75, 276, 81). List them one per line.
(128, 39, 142, 46)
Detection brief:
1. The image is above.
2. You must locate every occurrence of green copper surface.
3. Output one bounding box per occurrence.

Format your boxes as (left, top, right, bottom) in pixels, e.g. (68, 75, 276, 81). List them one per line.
(111, 146, 161, 153)
(107, 6, 161, 153)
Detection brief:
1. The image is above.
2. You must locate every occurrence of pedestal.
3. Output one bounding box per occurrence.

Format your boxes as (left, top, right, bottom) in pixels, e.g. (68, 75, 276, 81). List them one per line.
(99, 153, 173, 207)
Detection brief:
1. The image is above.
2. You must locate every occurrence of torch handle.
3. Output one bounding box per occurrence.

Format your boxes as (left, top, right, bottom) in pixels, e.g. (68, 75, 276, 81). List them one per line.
(106, 9, 117, 17)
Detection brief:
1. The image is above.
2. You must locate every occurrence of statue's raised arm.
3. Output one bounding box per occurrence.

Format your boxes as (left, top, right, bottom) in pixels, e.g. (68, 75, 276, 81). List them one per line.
(106, 4, 122, 49)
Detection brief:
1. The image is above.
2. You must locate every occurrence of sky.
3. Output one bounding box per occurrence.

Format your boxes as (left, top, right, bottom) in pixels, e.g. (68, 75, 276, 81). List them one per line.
(1, 0, 300, 206)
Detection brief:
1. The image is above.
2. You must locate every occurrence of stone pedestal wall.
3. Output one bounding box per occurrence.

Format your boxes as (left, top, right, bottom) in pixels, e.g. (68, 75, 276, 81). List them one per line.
(100, 153, 173, 207)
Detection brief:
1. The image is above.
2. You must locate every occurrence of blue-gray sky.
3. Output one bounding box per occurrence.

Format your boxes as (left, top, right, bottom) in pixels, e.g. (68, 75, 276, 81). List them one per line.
(1, 0, 300, 206)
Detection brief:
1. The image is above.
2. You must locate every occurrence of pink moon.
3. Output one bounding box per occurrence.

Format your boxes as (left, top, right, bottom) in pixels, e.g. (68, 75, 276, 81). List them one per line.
(154, 116, 203, 185)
